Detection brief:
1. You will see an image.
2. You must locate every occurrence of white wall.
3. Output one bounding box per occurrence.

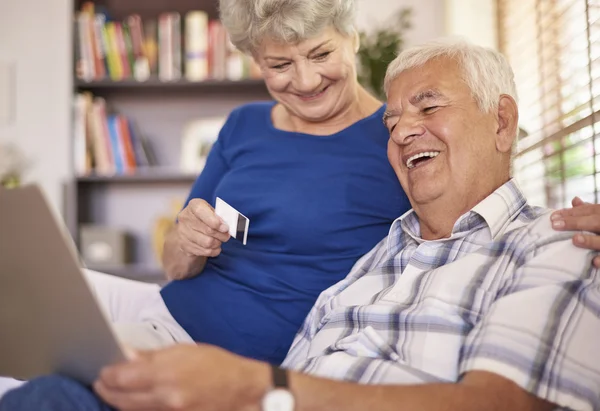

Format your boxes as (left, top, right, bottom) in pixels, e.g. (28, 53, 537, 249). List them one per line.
(0, 0, 72, 214)
(356, 0, 445, 46)
(356, 0, 498, 49)
(444, 0, 498, 49)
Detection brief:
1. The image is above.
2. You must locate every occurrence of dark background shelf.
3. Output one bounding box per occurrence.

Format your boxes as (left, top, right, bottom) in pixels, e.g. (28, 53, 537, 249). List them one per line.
(76, 170, 199, 184)
(75, 0, 220, 20)
(75, 78, 267, 91)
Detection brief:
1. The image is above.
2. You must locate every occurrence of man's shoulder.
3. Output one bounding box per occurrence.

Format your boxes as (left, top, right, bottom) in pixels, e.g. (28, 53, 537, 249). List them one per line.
(494, 204, 587, 265)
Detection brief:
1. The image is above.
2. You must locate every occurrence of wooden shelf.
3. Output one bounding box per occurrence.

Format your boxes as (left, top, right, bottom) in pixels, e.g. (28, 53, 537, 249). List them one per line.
(75, 77, 266, 91)
(76, 169, 198, 184)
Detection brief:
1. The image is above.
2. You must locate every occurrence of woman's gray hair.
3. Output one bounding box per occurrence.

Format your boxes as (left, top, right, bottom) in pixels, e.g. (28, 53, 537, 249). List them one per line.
(219, 0, 356, 54)
(384, 38, 518, 113)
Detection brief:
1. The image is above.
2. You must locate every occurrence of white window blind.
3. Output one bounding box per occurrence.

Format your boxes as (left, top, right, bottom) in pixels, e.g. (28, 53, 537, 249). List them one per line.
(498, 0, 600, 207)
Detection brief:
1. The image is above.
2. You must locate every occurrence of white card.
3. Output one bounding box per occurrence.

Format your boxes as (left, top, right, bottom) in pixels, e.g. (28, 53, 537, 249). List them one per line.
(215, 197, 249, 245)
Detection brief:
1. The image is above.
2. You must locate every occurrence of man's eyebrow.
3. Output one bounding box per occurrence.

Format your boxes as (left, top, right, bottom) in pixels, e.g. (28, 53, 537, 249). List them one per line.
(409, 89, 444, 105)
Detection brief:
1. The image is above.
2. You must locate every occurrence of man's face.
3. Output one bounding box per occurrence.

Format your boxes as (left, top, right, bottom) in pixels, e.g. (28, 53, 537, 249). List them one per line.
(384, 58, 503, 210)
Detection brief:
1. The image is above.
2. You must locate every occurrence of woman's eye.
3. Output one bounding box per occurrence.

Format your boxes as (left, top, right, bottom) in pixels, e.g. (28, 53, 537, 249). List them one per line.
(313, 51, 331, 60)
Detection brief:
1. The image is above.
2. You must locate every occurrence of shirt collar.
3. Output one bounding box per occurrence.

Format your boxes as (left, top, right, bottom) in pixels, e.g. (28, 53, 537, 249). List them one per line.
(388, 179, 528, 249)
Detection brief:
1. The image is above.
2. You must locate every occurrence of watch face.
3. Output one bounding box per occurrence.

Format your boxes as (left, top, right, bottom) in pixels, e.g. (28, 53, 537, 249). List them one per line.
(262, 388, 295, 411)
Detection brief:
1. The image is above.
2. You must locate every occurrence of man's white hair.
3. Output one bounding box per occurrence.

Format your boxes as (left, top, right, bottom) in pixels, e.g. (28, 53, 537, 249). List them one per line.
(219, 0, 356, 54)
(384, 38, 518, 113)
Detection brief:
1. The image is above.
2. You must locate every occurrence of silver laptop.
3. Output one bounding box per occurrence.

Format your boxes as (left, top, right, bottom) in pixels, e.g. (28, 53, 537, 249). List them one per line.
(0, 184, 125, 384)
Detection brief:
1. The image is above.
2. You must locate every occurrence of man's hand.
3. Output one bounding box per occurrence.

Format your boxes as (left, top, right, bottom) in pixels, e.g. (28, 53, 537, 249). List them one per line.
(551, 197, 600, 268)
(93, 344, 269, 411)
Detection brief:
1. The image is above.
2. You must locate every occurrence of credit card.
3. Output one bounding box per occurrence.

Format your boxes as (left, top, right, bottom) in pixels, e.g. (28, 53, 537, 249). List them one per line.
(215, 197, 249, 245)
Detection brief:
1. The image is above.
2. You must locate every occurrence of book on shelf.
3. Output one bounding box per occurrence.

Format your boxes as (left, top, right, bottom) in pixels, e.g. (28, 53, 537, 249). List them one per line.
(74, 2, 262, 84)
(73, 91, 157, 176)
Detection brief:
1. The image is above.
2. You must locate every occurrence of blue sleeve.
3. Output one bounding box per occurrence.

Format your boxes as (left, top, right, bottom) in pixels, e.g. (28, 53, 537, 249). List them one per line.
(182, 108, 241, 208)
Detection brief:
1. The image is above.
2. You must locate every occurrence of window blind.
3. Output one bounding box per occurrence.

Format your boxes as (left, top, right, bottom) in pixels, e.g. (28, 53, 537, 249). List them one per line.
(498, 0, 599, 207)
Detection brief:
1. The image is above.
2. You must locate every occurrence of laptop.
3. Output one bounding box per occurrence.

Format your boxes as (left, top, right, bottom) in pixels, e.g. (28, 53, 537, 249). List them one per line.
(0, 184, 125, 384)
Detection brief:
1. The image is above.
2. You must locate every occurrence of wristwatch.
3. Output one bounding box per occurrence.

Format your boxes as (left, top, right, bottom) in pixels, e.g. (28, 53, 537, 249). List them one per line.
(262, 365, 295, 411)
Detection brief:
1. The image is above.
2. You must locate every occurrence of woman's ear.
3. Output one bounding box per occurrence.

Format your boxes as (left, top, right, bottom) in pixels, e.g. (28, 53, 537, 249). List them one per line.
(353, 29, 360, 53)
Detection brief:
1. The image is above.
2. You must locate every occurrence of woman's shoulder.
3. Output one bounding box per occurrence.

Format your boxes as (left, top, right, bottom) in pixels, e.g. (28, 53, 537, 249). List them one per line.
(348, 104, 389, 143)
(218, 101, 275, 139)
(229, 101, 276, 121)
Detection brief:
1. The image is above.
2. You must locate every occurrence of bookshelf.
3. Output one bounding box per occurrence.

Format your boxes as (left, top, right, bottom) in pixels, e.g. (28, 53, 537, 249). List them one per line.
(75, 78, 266, 90)
(67, 0, 271, 280)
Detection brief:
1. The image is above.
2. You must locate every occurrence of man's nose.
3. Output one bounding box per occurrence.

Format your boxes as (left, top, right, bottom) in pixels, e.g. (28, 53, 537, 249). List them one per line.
(390, 113, 426, 145)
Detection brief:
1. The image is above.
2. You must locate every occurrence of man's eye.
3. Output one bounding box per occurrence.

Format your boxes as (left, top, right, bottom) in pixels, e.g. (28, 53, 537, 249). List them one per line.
(423, 106, 439, 113)
(272, 63, 291, 70)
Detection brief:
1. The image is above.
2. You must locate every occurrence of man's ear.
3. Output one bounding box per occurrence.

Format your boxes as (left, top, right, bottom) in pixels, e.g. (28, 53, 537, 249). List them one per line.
(495, 94, 518, 153)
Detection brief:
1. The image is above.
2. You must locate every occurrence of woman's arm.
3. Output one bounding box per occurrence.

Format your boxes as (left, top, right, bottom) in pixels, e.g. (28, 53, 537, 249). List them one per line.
(161, 110, 239, 280)
(551, 196, 600, 267)
(162, 225, 208, 281)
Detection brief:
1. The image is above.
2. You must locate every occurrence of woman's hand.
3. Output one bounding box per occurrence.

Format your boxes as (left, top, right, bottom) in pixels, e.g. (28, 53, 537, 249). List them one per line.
(175, 199, 231, 259)
(551, 197, 600, 268)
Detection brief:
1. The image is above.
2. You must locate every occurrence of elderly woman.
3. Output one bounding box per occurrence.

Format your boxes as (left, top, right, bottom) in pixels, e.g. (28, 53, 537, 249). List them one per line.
(2, 0, 600, 409)
(156, 0, 407, 364)
(4, 0, 407, 380)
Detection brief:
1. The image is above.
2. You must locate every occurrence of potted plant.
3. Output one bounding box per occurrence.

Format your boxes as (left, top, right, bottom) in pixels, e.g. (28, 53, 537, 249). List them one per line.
(357, 8, 412, 100)
(0, 142, 29, 188)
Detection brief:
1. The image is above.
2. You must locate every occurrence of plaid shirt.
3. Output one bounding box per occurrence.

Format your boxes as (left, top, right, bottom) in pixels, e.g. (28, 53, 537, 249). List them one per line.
(283, 180, 600, 411)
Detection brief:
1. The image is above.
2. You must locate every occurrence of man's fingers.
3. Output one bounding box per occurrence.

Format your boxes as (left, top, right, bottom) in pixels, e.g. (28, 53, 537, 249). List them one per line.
(593, 255, 600, 269)
(98, 361, 154, 391)
(573, 233, 600, 252)
(94, 380, 159, 411)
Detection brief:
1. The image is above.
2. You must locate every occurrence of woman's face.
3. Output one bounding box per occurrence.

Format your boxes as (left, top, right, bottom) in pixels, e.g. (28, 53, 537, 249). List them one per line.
(254, 26, 359, 123)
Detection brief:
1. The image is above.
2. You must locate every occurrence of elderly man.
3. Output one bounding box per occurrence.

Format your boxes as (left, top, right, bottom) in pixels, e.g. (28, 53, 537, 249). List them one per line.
(2, 39, 599, 411)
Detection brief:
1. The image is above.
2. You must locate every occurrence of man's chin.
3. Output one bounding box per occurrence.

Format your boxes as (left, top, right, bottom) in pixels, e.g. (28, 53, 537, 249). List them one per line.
(406, 185, 445, 208)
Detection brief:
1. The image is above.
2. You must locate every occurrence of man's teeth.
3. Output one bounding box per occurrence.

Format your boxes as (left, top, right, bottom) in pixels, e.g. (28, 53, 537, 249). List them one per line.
(406, 151, 440, 169)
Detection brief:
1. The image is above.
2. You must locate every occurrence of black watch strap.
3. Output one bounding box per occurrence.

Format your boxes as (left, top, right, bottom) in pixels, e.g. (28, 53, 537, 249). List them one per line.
(271, 365, 289, 388)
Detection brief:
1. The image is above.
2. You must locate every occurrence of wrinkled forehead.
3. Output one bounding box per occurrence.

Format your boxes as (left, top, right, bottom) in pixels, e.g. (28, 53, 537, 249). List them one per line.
(256, 26, 346, 57)
(386, 60, 468, 105)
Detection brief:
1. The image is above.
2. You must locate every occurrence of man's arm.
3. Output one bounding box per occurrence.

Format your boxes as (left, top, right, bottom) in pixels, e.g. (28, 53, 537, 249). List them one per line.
(93, 345, 554, 411)
(288, 369, 554, 411)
